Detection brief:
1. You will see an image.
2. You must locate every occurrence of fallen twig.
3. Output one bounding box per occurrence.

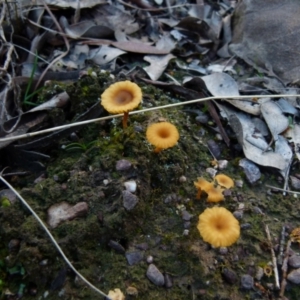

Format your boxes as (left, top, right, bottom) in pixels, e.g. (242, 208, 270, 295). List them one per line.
(279, 239, 291, 298)
(265, 224, 280, 290)
(0, 93, 299, 143)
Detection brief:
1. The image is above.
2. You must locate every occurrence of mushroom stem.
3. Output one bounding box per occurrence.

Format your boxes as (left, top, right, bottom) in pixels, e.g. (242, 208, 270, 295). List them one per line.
(122, 112, 129, 128)
(154, 147, 163, 153)
(196, 189, 201, 199)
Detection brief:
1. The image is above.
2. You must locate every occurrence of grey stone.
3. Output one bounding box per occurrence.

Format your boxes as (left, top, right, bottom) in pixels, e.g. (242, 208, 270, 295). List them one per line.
(222, 268, 237, 284)
(241, 274, 254, 289)
(116, 159, 132, 171)
(182, 210, 193, 221)
(239, 158, 261, 184)
(288, 255, 300, 268)
(146, 264, 165, 286)
(47, 202, 88, 228)
(123, 190, 138, 210)
(125, 251, 144, 266)
(233, 211, 243, 219)
(164, 273, 173, 288)
(287, 268, 300, 284)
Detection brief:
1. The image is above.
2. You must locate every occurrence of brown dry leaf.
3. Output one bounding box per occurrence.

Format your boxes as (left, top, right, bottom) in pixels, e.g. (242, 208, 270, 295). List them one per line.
(83, 40, 170, 54)
(143, 54, 175, 80)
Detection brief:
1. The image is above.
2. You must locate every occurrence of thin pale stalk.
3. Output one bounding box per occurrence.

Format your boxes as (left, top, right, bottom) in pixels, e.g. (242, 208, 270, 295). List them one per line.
(1, 93, 299, 144)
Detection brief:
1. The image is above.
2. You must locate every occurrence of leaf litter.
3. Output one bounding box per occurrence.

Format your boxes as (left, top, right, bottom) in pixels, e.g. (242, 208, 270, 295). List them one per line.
(1, 0, 300, 299)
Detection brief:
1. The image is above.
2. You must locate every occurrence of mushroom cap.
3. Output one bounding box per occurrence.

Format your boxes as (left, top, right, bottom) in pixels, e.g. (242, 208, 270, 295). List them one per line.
(194, 177, 214, 193)
(206, 185, 225, 203)
(101, 81, 142, 114)
(146, 122, 179, 149)
(197, 207, 240, 247)
(215, 174, 234, 189)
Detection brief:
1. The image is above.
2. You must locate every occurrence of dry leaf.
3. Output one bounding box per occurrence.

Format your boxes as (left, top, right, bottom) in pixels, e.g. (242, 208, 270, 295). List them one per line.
(143, 54, 175, 80)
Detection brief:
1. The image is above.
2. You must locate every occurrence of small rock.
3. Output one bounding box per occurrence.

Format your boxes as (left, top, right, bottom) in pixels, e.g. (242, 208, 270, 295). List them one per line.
(8, 239, 20, 253)
(146, 264, 165, 286)
(108, 240, 125, 254)
(135, 243, 149, 250)
(287, 268, 300, 284)
(255, 266, 264, 281)
(164, 273, 173, 288)
(218, 160, 228, 170)
(124, 180, 137, 193)
(241, 274, 254, 289)
(235, 179, 244, 188)
(146, 255, 154, 264)
(182, 210, 193, 221)
(126, 286, 138, 296)
(47, 202, 88, 228)
(219, 247, 228, 255)
(125, 251, 144, 266)
(288, 255, 300, 268)
(241, 223, 252, 230)
(183, 229, 189, 236)
(253, 206, 264, 215)
(290, 176, 300, 190)
(179, 175, 187, 183)
(123, 190, 139, 210)
(0, 189, 17, 204)
(116, 159, 132, 171)
(184, 221, 191, 229)
(233, 211, 243, 219)
(239, 158, 261, 184)
(222, 268, 237, 284)
(207, 140, 221, 159)
(206, 167, 218, 178)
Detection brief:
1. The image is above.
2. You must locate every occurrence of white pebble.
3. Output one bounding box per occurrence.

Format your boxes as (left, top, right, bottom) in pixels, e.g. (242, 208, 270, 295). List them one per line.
(183, 229, 189, 236)
(124, 180, 137, 193)
(217, 160, 228, 170)
(206, 167, 218, 178)
(103, 179, 110, 186)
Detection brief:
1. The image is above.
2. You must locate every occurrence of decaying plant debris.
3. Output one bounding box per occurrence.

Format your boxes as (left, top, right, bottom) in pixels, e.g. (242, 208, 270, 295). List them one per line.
(1, 0, 300, 299)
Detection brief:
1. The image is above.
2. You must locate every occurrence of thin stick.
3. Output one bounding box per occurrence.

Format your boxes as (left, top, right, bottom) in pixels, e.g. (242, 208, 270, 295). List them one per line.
(278, 226, 285, 266)
(0, 173, 110, 299)
(265, 184, 300, 195)
(0, 93, 299, 143)
(265, 225, 280, 290)
(279, 239, 291, 298)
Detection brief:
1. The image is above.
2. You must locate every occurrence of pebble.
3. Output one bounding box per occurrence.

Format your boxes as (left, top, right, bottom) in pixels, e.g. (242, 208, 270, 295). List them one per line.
(240, 274, 254, 289)
(182, 210, 193, 221)
(124, 180, 137, 193)
(207, 140, 221, 159)
(122, 190, 139, 211)
(222, 268, 237, 284)
(233, 211, 243, 219)
(116, 159, 132, 171)
(108, 240, 125, 254)
(290, 176, 300, 190)
(255, 266, 264, 280)
(164, 273, 173, 288)
(219, 247, 228, 255)
(206, 167, 218, 178)
(135, 243, 149, 251)
(241, 223, 252, 230)
(47, 202, 88, 228)
(184, 221, 191, 229)
(8, 239, 20, 253)
(146, 264, 165, 286)
(125, 251, 144, 266)
(218, 160, 228, 170)
(235, 179, 244, 188)
(253, 206, 264, 215)
(288, 255, 300, 268)
(126, 286, 138, 296)
(287, 268, 300, 284)
(146, 255, 154, 264)
(183, 229, 189, 236)
(239, 158, 261, 184)
(179, 175, 187, 183)
(0, 189, 17, 204)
